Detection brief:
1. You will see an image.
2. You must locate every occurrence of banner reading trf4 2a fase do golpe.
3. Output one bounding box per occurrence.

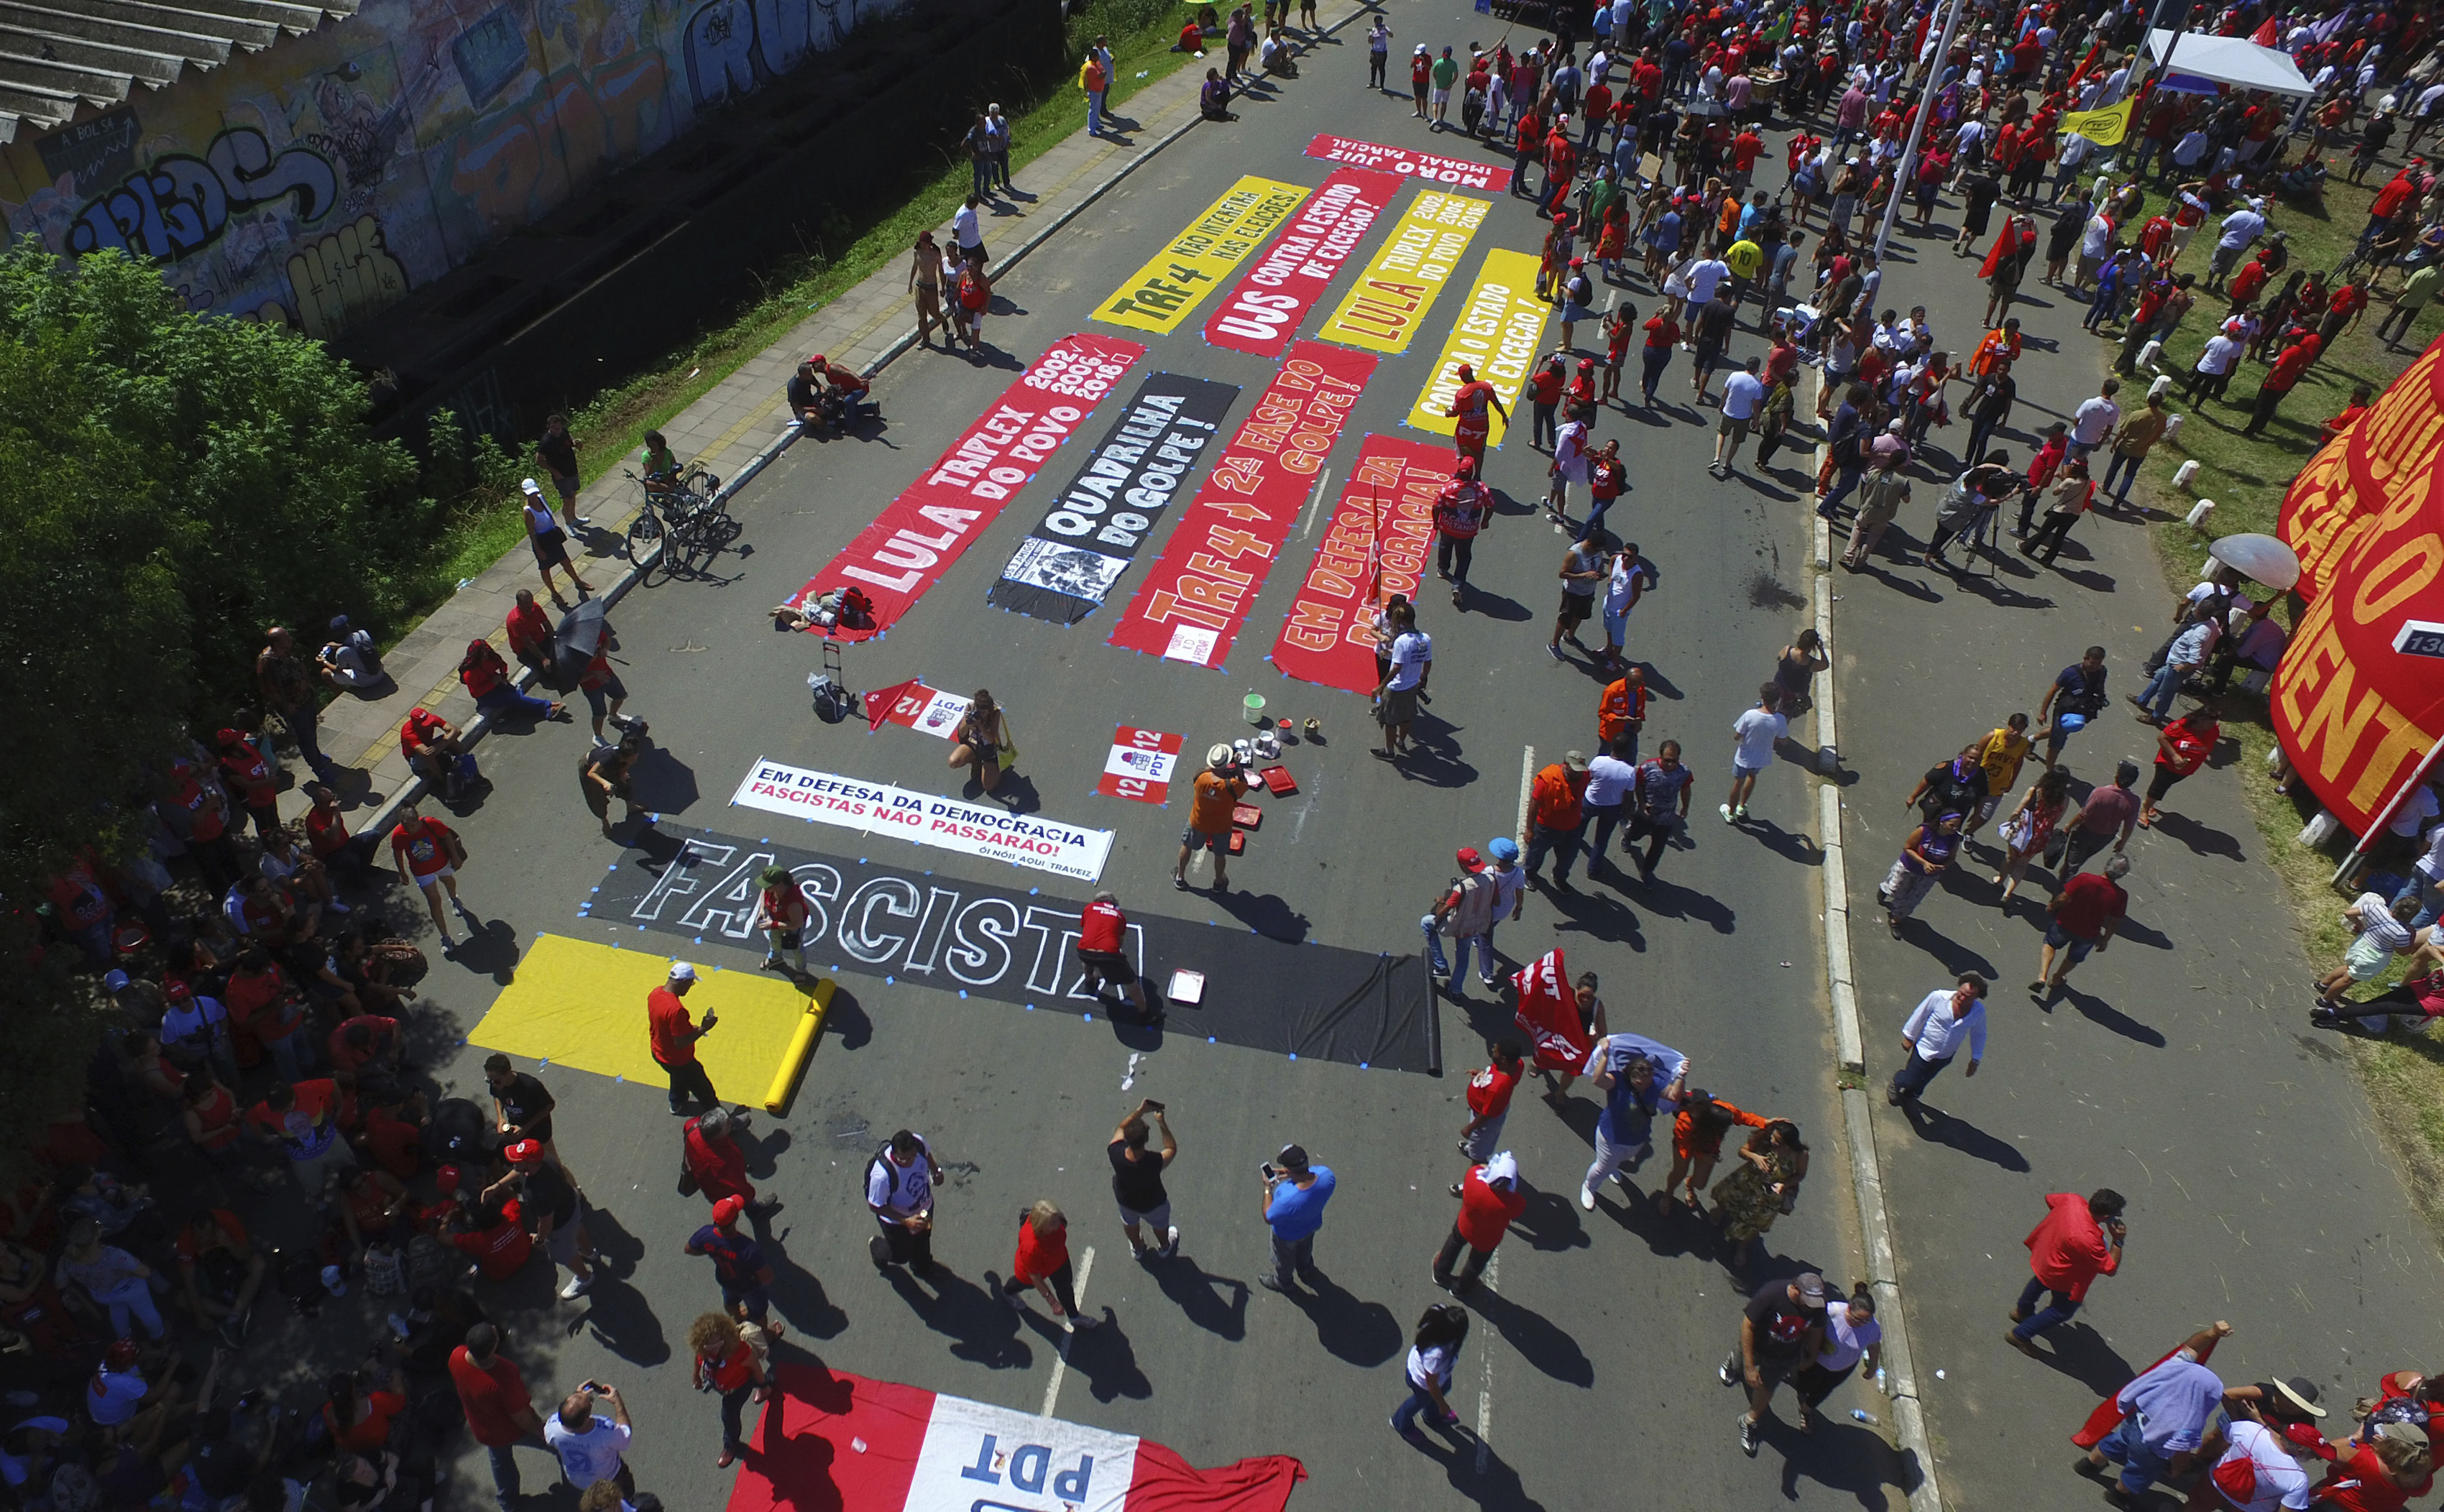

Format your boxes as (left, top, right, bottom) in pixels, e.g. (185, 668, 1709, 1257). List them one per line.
(791, 335, 1144, 640)
(1270, 434, 1451, 693)
(1106, 341, 1375, 668)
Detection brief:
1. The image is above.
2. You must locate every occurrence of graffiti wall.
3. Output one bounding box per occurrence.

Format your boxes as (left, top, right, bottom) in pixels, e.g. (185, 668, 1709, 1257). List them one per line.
(0, 0, 903, 338)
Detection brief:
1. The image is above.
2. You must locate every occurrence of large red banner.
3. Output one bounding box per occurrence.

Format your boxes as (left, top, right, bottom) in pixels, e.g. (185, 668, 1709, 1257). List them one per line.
(1304, 132, 1515, 191)
(1107, 341, 1374, 668)
(791, 334, 1146, 640)
(1270, 434, 1449, 693)
(1203, 167, 1402, 358)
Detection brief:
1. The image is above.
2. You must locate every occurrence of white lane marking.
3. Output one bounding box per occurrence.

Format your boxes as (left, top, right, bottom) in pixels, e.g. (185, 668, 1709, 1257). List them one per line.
(1039, 1244, 1096, 1417)
(1298, 466, 1335, 539)
(1515, 745, 1536, 849)
(1474, 1250, 1498, 1475)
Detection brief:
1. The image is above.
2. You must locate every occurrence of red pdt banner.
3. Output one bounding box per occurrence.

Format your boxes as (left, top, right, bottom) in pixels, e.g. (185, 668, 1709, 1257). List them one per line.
(1204, 167, 1402, 358)
(1108, 340, 1375, 668)
(791, 334, 1146, 640)
(1304, 132, 1514, 192)
(727, 1364, 1305, 1512)
(1270, 434, 1448, 693)
(1097, 725, 1185, 804)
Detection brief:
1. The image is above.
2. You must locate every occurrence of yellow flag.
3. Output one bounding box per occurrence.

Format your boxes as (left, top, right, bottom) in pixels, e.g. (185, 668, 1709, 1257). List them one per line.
(2059, 96, 2135, 147)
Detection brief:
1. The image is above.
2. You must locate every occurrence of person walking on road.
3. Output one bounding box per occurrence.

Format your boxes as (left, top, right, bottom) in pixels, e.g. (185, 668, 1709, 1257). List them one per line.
(502, 1138, 597, 1299)
(1581, 737, 1640, 877)
(1579, 1034, 1687, 1210)
(1548, 537, 1604, 658)
(687, 1312, 769, 1470)
(687, 1195, 783, 1332)
(866, 1130, 942, 1276)
(2036, 855, 2131, 1001)
(1655, 1087, 1768, 1214)
(1994, 770, 2074, 903)
(1376, 604, 1433, 758)
(1523, 752, 1591, 888)
(2078, 1320, 2235, 1502)
(1458, 1041, 1523, 1166)
(1258, 1143, 1335, 1294)
(451, 1322, 548, 1511)
(1110, 1100, 1180, 1260)
(648, 963, 719, 1115)
(1888, 975, 1988, 1106)
(1176, 745, 1249, 890)
(1723, 684, 1788, 826)
(1625, 740, 1694, 877)
(2036, 645, 2110, 773)
(1434, 1152, 1525, 1295)
(1793, 1282, 1881, 1432)
(2006, 1189, 2126, 1357)
(753, 866, 811, 975)
(2061, 761, 2144, 877)
(389, 804, 472, 951)
(1000, 1202, 1099, 1330)
(684, 1106, 783, 1239)
(543, 1385, 635, 1499)
(1432, 458, 1494, 607)
(580, 729, 646, 839)
(2140, 705, 2219, 828)
(1877, 811, 1965, 934)
(1722, 1270, 1829, 1457)
(1427, 847, 1500, 990)
(1391, 1304, 1471, 1447)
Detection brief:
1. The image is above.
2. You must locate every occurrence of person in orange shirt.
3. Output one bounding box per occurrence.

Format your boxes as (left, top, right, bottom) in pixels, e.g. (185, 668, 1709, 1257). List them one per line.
(1656, 1089, 1771, 1213)
(1522, 754, 1591, 888)
(1597, 668, 1648, 759)
(2321, 382, 2376, 443)
(1966, 317, 2022, 380)
(648, 962, 720, 1115)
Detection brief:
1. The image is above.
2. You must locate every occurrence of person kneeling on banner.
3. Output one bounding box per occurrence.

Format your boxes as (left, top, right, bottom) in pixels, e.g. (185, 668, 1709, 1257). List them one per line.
(1077, 891, 1154, 1020)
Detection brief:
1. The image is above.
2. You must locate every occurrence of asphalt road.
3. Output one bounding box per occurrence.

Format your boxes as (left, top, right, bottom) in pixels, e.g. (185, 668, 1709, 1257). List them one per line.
(385, 7, 1915, 1510)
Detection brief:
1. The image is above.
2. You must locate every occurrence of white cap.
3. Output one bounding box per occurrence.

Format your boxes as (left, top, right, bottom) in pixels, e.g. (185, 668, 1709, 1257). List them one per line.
(520, 478, 543, 494)
(669, 961, 697, 982)
(1484, 1151, 1520, 1186)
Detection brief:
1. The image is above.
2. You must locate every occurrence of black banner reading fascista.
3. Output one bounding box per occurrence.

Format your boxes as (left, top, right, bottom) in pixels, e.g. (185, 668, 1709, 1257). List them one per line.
(986, 373, 1240, 624)
(584, 824, 1438, 1074)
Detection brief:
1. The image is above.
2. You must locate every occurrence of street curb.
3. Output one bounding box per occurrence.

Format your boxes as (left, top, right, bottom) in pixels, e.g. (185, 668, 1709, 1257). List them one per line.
(1810, 380, 1945, 1512)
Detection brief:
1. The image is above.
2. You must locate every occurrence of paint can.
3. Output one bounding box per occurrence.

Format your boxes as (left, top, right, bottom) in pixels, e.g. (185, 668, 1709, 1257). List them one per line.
(1244, 692, 1269, 726)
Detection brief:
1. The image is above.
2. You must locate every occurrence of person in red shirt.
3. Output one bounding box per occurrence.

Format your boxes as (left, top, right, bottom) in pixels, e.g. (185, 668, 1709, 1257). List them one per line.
(298, 781, 370, 888)
(1433, 1152, 1526, 1295)
(1457, 1040, 1522, 1164)
(167, 757, 242, 893)
(650, 962, 720, 1114)
(450, 1194, 533, 1281)
(327, 1015, 402, 1081)
(2316, 1426, 2434, 1511)
(397, 706, 461, 796)
(505, 589, 558, 681)
(576, 633, 631, 742)
(225, 948, 311, 1082)
(1639, 310, 1680, 405)
(1444, 361, 1508, 466)
(215, 727, 280, 839)
(173, 1207, 266, 1341)
(361, 1089, 426, 1180)
(2039, 852, 2131, 997)
(1432, 458, 1495, 605)
(688, 1311, 769, 1468)
(2141, 706, 2218, 828)
(684, 1106, 783, 1237)
(999, 1199, 1098, 1328)
(388, 803, 470, 949)
(1072, 890, 1150, 1019)
(451, 1322, 547, 1501)
(1525, 351, 1566, 446)
(2243, 333, 2323, 438)
(751, 865, 813, 977)
(2006, 1189, 2126, 1355)
(1657, 1087, 1771, 1212)
(2323, 384, 2376, 443)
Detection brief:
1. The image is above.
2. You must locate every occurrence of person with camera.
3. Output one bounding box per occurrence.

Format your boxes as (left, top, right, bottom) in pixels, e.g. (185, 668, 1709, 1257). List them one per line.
(867, 1129, 943, 1276)
(648, 962, 720, 1115)
(1257, 1143, 1336, 1295)
(1175, 746, 1249, 893)
(2006, 1189, 2126, 1359)
(1110, 1099, 1179, 1260)
(580, 729, 648, 841)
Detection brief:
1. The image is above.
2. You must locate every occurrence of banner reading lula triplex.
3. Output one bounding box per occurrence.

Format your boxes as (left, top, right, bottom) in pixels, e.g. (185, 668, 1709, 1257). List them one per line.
(1106, 341, 1374, 668)
(789, 335, 1143, 641)
(1271, 433, 1450, 694)
(730, 757, 1114, 882)
(725, 1365, 1305, 1512)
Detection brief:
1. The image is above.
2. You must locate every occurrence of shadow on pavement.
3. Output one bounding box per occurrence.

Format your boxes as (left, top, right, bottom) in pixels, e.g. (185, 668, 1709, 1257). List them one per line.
(1898, 1100, 2031, 1171)
(1272, 1266, 1401, 1367)
(1151, 1255, 1250, 1340)
(2016, 1320, 2137, 1398)
(1505, 1185, 1591, 1254)
(1774, 1416, 1899, 1509)
(1060, 1308, 1153, 1403)
(888, 1266, 1036, 1369)
(1466, 1284, 1591, 1386)
(2059, 985, 2168, 1048)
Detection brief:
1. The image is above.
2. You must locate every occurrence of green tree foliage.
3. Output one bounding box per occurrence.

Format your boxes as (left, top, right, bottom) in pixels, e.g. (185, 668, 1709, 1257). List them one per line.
(0, 245, 428, 895)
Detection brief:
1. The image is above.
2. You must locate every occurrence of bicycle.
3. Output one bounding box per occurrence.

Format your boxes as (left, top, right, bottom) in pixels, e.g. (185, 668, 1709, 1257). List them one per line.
(623, 465, 734, 584)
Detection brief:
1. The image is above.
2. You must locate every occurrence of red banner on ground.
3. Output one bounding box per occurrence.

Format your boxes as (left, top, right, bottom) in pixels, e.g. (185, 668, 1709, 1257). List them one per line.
(1304, 132, 1514, 191)
(791, 334, 1146, 640)
(1097, 725, 1185, 804)
(1270, 434, 1449, 693)
(1203, 167, 1402, 358)
(1107, 341, 1375, 668)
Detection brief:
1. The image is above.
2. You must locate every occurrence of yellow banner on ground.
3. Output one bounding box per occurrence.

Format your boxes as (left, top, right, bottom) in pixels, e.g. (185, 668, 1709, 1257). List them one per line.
(1316, 188, 1489, 354)
(2060, 96, 2134, 146)
(1096, 175, 1310, 333)
(469, 934, 814, 1092)
(1407, 249, 1550, 445)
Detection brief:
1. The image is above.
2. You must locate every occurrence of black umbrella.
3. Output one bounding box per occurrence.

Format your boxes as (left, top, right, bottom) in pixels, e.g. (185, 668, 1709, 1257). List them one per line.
(555, 599, 609, 684)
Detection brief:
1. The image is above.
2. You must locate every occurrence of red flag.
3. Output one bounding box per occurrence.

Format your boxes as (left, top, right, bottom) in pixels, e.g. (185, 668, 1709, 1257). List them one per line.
(1512, 947, 1591, 1071)
(2251, 14, 2281, 45)
(865, 677, 922, 732)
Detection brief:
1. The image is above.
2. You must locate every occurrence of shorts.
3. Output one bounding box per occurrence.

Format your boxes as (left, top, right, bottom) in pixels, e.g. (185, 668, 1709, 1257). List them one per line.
(1693, 341, 1724, 374)
(1718, 412, 1751, 438)
(531, 527, 571, 568)
(410, 863, 455, 886)
(581, 674, 628, 716)
(963, 740, 1001, 765)
(546, 1197, 592, 1265)
(1078, 947, 1137, 986)
(1557, 592, 1594, 626)
(1379, 683, 1421, 727)
(1431, 88, 1451, 105)
(2146, 764, 2187, 803)
(1117, 1199, 1173, 1232)
(1181, 826, 1228, 852)
(548, 471, 580, 504)
(2042, 921, 2097, 964)
(1732, 761, 1764, 780)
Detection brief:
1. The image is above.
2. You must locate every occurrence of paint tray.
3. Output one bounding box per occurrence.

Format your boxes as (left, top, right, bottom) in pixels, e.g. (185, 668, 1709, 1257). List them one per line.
(1257, 765, 1297, 796)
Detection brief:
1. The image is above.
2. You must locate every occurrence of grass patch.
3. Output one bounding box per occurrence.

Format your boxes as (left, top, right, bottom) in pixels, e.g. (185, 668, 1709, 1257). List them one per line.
(2100, 170, 2444, 1231)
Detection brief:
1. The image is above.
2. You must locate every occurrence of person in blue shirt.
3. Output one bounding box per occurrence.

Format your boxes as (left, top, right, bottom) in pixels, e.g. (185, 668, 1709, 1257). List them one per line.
(1257, 1144, 1336, 1294)
(1579, 1033, 1687, 1209)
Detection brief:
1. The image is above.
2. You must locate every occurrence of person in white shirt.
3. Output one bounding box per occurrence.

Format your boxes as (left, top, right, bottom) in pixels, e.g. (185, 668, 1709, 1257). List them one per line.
(2185, 331, 2243, 403)
(1581, 735, 1642, 866)
(952, 196, 986, 267)
(1795, 1282, 1883, 1431)
(2067, 379, 2121, 463)
(1545, 418, 1591, 522)
(1722, 683, 1788, 826)
(1886, 974, 1988, 1105)
(2398, 812, 2444, 931)
(2209, 200, 2267, 286)
(543, 1386, 635, 1498)
(1687, 256, 1731, 307)
(1377, 604, 1433, 756)
(1714, 358, 1765, 476)
(2195, 1378, 2328, 1512)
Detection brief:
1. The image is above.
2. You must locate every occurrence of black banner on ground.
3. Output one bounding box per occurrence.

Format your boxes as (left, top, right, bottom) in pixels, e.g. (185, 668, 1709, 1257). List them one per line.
(986, 373, 1240, 624)
(585, 824, 1436, 1074)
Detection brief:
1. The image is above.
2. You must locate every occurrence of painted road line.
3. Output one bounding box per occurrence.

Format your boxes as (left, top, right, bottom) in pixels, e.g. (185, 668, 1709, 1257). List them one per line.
(1097, 176, 1310, 334)
(1304, 132, 1515, 192)
(1205, 167, 1402, 357)
(1272, 435, 1447, 694)
(1297, 466, 1333, 540)
(1475, 1250, 1498, 1475)
(1314, 188, 1489, 354)
(1039, 1245, 1096, 1417)
(1407, 249, 1548, 447)
(1516, 745, 1536, 847)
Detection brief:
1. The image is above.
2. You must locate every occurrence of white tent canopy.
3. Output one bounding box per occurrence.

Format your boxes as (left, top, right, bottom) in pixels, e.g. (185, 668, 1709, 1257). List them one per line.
(2146, 28, 2316, 96)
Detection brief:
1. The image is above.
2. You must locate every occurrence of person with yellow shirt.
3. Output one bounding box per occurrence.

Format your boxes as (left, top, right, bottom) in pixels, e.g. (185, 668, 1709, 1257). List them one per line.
(1964, 714, 2034, 839)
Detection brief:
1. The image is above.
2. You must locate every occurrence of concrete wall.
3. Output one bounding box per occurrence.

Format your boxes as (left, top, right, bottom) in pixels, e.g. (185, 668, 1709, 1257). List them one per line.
(0, 0, 909, 337)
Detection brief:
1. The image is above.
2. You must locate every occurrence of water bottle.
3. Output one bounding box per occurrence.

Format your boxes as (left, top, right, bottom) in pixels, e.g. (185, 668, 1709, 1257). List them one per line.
(321, 1264, 346, 1297)
(1876, 1366, 1888, 1395)
(1851, 1408, 1879, 1424)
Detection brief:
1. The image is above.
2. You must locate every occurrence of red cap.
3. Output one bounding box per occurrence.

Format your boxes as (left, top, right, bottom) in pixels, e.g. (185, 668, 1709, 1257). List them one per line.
(105, 1338, 140, 1369)
(504, 1139, 544, 1165)
(436, 1164, 464, 1196)
(712, 1195, 747, 1226)
(2277, 1419, 2335, 1459)
(1456, 847, 1486, 872)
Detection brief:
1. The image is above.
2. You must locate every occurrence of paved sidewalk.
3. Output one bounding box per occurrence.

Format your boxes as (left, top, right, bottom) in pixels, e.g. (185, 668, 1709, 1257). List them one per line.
(285, 30, 1271, 821)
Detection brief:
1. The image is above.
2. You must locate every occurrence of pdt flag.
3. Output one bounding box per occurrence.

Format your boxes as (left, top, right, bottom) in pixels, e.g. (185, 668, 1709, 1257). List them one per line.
(728, 1365, 1308, 1512)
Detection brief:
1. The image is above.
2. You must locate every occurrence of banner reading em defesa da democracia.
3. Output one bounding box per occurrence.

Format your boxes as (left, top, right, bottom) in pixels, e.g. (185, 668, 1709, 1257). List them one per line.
(731, 757, 1114, 882)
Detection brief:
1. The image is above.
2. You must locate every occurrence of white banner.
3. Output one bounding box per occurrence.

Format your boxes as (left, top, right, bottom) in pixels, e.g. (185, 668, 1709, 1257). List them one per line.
(730, 757, 1115, 882)
(909, 1392, 1140, 1512)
